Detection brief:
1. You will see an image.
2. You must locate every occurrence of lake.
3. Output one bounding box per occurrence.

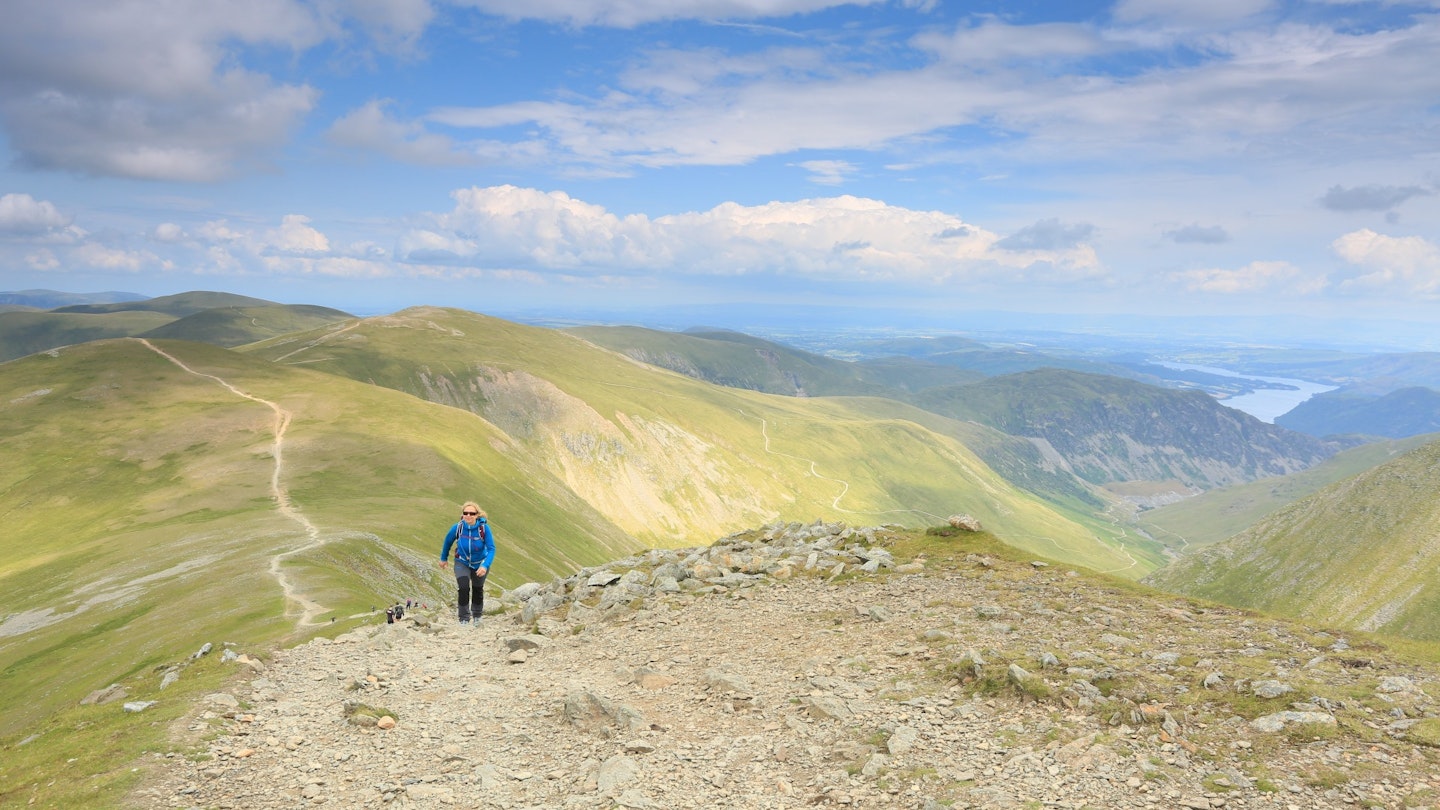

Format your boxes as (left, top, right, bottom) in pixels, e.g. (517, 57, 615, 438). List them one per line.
(1158, 362, 1337, 424)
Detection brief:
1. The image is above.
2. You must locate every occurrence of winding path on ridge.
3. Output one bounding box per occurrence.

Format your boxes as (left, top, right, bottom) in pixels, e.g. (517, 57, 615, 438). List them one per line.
(136, 339, 329, 630)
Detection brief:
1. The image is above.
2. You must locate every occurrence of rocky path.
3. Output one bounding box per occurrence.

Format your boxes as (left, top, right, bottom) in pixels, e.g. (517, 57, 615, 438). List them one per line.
(137, 338, 329, 629)
(138, 523, 1438, 809)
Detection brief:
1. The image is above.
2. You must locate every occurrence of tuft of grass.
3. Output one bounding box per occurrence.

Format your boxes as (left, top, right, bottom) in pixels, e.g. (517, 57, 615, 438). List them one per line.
(1403, 718, 1440, 747)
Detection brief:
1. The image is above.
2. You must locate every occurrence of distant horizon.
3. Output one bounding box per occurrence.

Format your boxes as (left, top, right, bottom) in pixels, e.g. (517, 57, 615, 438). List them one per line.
(2, 2, 1436, 343)
(7, 285, 1438, 355)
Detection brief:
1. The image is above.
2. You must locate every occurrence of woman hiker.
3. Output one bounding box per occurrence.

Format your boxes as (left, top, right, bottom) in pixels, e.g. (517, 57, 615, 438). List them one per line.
(439, 501, 496, 625)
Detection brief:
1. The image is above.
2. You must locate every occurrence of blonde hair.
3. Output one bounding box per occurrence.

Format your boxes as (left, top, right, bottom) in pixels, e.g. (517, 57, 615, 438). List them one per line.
(462, 501, 485, 518)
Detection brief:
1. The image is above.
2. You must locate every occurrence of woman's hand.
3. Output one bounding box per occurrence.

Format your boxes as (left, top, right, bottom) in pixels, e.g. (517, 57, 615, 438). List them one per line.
(476, 566, 488, 576)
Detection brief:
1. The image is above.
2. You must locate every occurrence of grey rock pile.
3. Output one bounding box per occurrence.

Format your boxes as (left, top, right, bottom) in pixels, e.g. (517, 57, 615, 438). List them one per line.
(137, 521, 1439, 809)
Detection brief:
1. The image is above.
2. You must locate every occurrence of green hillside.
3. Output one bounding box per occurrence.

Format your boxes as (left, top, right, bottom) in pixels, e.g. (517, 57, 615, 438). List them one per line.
(1276, 386, 1440, 438)
(913, 368, 1342, 491)
(52, 290, 274, 317)
(0, 337, 639, 738)
(246, 308, 1131, 570)
(0, 292, 352, 362)
(1144, 435, 1440, 640)
(1135, 433, 1437, 549)
(140, 304, 354, 347)
(0, 310, 175, 362)
(568, 324, 979, 396)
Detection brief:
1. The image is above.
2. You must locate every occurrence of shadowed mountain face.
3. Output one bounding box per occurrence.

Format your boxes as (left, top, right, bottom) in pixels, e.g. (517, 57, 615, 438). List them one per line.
(1276, 386, 1440, 439)
(913, 369, 1346, 491)
(1145, 436, 1440, 641)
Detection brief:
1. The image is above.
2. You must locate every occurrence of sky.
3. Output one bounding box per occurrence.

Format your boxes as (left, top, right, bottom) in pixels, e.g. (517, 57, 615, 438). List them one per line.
(0, 0, 1437, 335)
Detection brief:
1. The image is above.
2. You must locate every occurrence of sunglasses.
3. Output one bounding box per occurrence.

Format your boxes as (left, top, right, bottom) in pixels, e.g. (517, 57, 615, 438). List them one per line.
(462, 511, 478, 516)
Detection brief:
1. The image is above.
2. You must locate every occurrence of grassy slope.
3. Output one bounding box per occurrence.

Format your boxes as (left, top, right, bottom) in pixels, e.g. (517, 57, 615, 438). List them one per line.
(0, 310, 176, 362)
(1144, 435, 1440, 640)
(1135, 433, 1439, 550)
(139, 304, 354, 347)
(245, 308, 1127, 571)
(0, 337, 639, 740)
(567, 324, 980, 396)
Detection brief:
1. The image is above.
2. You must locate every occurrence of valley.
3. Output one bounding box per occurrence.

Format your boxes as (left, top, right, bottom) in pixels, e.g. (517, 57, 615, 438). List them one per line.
(2, 290, 1439, 808)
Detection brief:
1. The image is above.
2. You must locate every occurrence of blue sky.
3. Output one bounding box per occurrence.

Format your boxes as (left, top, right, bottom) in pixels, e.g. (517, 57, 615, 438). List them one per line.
(0, 0, 1437, 332)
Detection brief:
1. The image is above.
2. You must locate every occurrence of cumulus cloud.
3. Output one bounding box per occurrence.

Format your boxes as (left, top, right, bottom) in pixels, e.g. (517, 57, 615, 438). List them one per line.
(1320, 184, 1431, 212)
(398, 185, 1103, 284)
(1163, 224, 1230, 244)
(0, 193, 72, 235)
(266, 215, 331, 254)
(1333, 229, 1440, 293)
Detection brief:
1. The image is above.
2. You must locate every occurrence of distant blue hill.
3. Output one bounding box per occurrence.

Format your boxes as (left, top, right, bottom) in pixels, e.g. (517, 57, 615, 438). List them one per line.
(0, 289, 148, 309)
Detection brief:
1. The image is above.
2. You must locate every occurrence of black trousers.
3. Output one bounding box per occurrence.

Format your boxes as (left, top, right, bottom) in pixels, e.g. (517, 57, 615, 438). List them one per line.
(455, 561, 488, 621)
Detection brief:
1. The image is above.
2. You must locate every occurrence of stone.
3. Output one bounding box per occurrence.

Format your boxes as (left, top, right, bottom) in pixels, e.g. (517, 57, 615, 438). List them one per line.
(947, 514, 982, 532)
(1377, 676, 1418, 694)
(81, 684, 128, 705)
(1252, 680, 1292, 699)
(1249, 711, 1336, 733)
(597, 755, 641, 795)
(804, 694, 852, 720)
(887, 726, 919, 755)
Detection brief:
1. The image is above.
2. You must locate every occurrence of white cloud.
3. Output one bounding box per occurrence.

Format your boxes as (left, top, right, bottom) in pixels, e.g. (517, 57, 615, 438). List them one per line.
(0, 1, 328, 180)
(447, 0, 886, 27)
(913, 19, 1106, 64)
(0, 193, 71, 235)
(267, 215, 331, 254)
(339, 0, 435, 52)
(70, 243, 164, 272)
(797, 160, 857, 185)
(1111, 0, 1275, 26)
(26, 249, 60, 271)
(1333, 229, 1440, 293)
(401, 185, 1102, 283)
(385, 13, 1440, 182)
(153, 223, 188, 243)
(328, 100, 468, 166)
(1172, 260, 1324, 294)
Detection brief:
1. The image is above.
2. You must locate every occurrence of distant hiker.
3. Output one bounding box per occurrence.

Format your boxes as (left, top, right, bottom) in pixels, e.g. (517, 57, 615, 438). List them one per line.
(439, 501, 496, 626)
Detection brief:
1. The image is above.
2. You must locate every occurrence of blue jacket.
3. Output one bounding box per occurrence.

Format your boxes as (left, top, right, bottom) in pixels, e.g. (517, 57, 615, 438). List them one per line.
(441, 518, 496, 571)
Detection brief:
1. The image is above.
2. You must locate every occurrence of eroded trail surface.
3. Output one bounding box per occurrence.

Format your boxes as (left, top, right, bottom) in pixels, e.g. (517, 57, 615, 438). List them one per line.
(138, 339, 328, 628)
(142, 524, 1437, 810)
